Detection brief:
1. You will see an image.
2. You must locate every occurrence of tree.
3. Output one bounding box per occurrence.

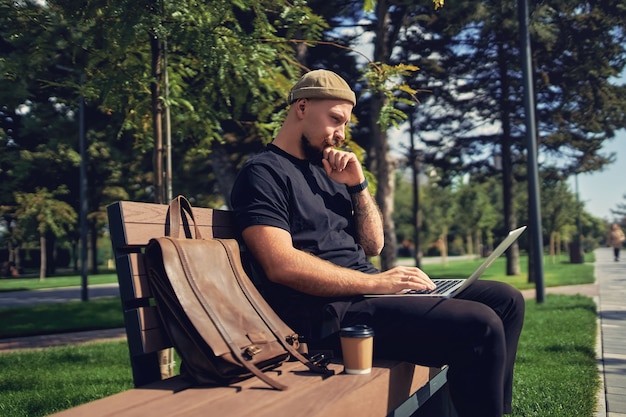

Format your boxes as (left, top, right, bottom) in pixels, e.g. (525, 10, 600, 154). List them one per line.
(538, 173, 579, 263)
(454, 179, 498, 257)
(395, 0, 626, 274)
(1, 0, 329, 275)
(611, 194, 626, 224)
(420, 179, 456, 263)
(13, 188, 77, 281)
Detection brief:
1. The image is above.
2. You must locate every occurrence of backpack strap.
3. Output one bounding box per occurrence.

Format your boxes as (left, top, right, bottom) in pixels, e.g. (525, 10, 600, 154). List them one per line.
(168, 195, 203, 239)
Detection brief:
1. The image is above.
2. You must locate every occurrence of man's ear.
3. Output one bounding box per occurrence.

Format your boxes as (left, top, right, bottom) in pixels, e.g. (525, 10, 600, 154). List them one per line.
(294, 98, 307, 118)
(296, 98, 307, 112)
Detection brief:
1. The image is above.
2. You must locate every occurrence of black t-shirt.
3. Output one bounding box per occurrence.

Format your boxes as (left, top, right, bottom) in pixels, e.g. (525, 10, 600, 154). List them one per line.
(230, 144, 377, 339)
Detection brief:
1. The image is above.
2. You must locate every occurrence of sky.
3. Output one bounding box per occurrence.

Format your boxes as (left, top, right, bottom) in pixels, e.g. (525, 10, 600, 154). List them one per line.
(574, 131, 625, 222)
(570, 70, 626, 222)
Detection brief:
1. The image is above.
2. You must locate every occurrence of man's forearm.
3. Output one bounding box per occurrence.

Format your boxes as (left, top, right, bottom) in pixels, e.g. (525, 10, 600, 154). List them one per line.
(272, 249, 377, 296)
(242, 225, 378, 297)
(351, 189, 384, 255)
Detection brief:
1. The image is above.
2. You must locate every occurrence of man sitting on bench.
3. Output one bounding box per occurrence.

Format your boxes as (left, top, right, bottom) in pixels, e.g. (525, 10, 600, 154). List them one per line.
(230, 69, 525, 417)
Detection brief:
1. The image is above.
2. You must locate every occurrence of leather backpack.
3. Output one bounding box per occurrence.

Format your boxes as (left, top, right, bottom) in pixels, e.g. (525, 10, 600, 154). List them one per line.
(144, 196, 331, 390)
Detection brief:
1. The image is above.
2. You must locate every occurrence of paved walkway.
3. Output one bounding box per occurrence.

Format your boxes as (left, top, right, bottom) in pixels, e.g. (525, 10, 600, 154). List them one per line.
(594, 247, 626, 417)
(0, 283, 119, 308)
(0, 248, 624, 417)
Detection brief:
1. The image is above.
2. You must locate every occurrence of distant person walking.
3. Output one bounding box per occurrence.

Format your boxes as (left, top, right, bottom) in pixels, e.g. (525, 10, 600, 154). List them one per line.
(608, 223, 625, 261)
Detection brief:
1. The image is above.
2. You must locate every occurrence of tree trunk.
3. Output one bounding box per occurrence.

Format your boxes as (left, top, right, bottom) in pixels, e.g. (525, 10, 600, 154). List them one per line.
(8, 241, 21, 271)
(45, 231, 56, 276)
(71, 238, 78, 272)
(150, 3, 172, 378)
(377, 151, 397, 271)
(370, 0, 399, 271)
(90, 221, 99, 274)
(39, 234, 46, 282)
(496, 38, 520, 276)
(151, 32, 164, 204)
(211, 142, 239, 208)
(550, 231, 556, 264)
(369, 90, 397, 270)
(474, 230, 481, 259)
(466, 233, 473, 255)
(440, 226, 448, 266)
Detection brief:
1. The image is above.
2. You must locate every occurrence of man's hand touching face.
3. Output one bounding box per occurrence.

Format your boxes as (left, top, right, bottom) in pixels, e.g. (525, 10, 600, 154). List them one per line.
(322, 147, 365, 187)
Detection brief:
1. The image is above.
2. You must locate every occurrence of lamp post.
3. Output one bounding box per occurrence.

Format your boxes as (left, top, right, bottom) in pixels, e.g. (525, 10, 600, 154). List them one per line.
(407, 106, 422, 268)
(575, 173, 583, 239)
(518, 0, 545, 302)
(569, 172, 584, 264)
(1, 107, 20, 270)
(78, 73, 88, 301)
(56, 65, 88, 301)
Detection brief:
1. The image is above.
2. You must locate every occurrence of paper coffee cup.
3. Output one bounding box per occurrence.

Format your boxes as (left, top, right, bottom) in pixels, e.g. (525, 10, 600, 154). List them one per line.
(339, 325, 374, 375)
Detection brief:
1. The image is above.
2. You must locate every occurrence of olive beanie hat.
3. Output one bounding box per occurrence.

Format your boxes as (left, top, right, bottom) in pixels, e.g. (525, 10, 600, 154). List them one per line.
(288, 69, 356, 106)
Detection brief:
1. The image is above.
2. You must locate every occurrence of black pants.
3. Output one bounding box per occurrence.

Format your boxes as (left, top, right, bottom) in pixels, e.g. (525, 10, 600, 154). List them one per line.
(614, 247, 620, 260)
(336, 281, 525, 417)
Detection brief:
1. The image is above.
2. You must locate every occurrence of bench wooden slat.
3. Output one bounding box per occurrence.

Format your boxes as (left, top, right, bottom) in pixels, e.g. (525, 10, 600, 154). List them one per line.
(115, 253, 152, 302)
(108, 201, 237, 249)
(188, 362, 437, 417)
(49, 361, 444, 417)
(124, 307, 171, 355)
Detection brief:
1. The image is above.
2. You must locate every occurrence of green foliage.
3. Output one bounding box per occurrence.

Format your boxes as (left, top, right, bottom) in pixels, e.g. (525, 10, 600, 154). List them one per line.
(361, 63, 421, 130)
(400, 0, 626, 178)
(454, 179, 499, 243)
(1, 0, 624, 276)
(0, 0, 331, 265)
(364, 0, 444, 13)
(540, 175, 579, 240)
(611, 193, 626, 223)
(420, 181, 456, 242)
(13, 188, 77, 239)
(394, 170, 607, 255)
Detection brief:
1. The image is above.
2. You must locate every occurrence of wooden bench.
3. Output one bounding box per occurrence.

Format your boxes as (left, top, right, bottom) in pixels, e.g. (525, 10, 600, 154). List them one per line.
(50, 200, 454, 417)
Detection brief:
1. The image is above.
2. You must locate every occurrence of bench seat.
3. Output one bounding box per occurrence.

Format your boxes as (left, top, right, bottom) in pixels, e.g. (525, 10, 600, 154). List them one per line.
(51, 361, 448, 417)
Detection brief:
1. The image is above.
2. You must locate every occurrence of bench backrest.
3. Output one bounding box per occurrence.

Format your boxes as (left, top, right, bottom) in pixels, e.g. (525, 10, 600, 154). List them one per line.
(107, 200, 238, 387)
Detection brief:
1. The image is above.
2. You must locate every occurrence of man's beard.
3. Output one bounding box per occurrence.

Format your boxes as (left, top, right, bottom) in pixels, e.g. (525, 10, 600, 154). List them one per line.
(301, 134, 325, 166)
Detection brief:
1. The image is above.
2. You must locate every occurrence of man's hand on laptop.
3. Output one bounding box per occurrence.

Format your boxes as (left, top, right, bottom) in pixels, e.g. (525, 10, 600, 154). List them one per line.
(370, 267, 436, 294)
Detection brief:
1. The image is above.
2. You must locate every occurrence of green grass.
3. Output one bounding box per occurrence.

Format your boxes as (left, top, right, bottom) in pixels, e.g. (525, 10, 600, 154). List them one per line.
(511, 294, 599, 417)
(0, 294, 599, 417)
(0, 298, 125, 338)
(417, 253, 595, 290)
(0, 273, 118, 292)
(0, 341, 134, 417)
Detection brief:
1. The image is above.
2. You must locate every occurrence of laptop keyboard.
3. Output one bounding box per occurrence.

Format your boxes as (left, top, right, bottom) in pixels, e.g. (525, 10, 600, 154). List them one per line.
(405, 279, 464, 295)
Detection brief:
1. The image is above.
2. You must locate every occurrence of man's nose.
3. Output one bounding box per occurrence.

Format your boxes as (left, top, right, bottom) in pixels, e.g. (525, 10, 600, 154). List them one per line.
(333, 128, 345, 147)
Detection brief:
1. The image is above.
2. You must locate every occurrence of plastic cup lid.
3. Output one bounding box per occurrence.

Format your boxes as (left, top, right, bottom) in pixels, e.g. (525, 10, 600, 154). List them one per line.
(339, 324, 374, 338)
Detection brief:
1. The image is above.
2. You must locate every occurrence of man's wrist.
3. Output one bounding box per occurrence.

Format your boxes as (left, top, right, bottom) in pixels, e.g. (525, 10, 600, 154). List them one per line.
(346, 178, 368, 194)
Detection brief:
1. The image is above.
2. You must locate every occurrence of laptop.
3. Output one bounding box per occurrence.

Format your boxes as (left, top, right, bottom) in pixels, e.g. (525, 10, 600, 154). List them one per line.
(365, 226, 527, 299)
